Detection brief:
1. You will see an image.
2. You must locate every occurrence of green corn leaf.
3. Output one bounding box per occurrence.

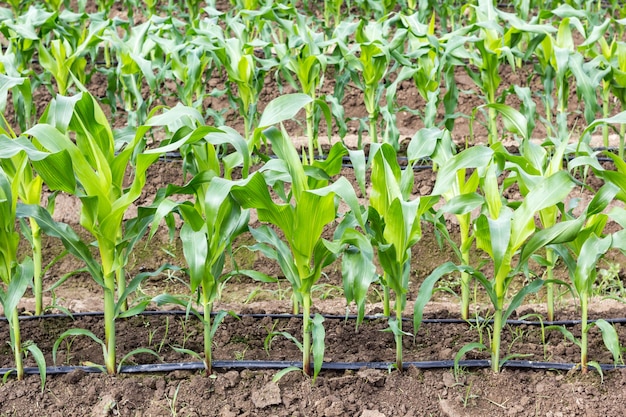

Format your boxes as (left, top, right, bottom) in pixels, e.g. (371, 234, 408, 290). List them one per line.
(272, 367, 302, 383)
(546, 325, 582, 348)
(249, 226, 300, 291)
(441, 193, 484, 215)
(573, 235, 611, 297)
(406, 127, 446, 163)
(311, 313, 325, 382)
(370, 144, 402, 216)
(454, 342, 486, 378)
(347, 149, 367, 196)
(232, 269, 278, 283)
(483, 103, 529, 141)
(1, 259, 34, 324)
(16, 203, 102, 284)
(583, 110, 626, 136)
(337, 229, 377, 327)
(293, 191, 335, 267)
(502, 279, 543, 324)
(258, 93, 313, 128)
(510, 170, 574, 252)
(586, 182, 620, 216)
(594, 319, 623, 365)
(433, 146, 493, 196)
(52, 328, 106, 367)
(209, 311, 233, 340)
(519, 217, 584, 266)
(486, 210, 512, 276)
(118, 348, 161, 372)
(231, 172, 295, 238)
(414, 262, 458, 334)
(24, 343, 46, 390)
(170, 346, 203, 362)
(180, 222, 209, 293)
(263, 126, 307, 200)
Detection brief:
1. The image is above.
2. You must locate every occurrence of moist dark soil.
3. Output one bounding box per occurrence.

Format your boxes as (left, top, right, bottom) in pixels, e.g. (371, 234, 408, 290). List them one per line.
(2, 309, 626, 417)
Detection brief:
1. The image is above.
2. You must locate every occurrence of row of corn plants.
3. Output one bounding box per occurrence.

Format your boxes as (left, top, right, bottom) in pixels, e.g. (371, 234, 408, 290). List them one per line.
(2, 1, 626, 153)
(1, 0, 626, 387)
(1, 90, 626, 384)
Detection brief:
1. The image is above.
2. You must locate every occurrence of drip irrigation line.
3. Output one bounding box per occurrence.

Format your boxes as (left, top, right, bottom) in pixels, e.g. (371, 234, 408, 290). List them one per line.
(7, 309, 626, 328)
(1, 359, 624, 377)
(155, 146, 621, 171)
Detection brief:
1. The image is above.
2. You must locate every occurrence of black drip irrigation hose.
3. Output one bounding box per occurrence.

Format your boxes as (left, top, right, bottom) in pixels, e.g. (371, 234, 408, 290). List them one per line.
(6, 309, 626, 328)
(1, 359, 624, 378)
(156, 146, 623, 171)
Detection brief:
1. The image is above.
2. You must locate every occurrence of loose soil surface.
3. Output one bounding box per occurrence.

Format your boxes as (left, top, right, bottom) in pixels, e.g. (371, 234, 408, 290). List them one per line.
(3, 3, 626, 415)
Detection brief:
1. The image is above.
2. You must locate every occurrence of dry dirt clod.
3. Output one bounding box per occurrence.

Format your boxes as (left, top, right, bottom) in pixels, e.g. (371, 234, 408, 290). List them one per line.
(361, 410, 386, 417)
(251, 381, 282, 408)
(438, 399, 470, 417)
(92, 394, 117, 417)
(442, 372, 457, 388)
(357, 368, 385, 386)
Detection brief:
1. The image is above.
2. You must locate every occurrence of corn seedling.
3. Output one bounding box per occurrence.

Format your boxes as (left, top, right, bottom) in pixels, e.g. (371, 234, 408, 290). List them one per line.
(0, 166, 46, 385)
(150, 131, 251, 373)
(19, 92, 198, 374)
(230, 126, 360, 380)
(365, 143, 438, 369)
(432, 144, 494, 320)
(274, 17, 332, 162)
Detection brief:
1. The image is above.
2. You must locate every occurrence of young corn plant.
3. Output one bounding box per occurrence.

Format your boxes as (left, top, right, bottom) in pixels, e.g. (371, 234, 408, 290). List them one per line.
(101, 20, 161, 126)
(367, 143, 439, 369)
(274, 18, 332, 162)
(38, 18, 107, 96)
(394, 13, 458, 131)
(230, 126, 360, 380)
(148, 109, 252, 374)
(0, 166, 45, 383)
(417, 161, 579, 372)
(0, 6, 56, 73)
(215, 36, 275, 143)
(152, 173, 250, 375)
(0, 128, 46, 316)
(343, 19, 400, 147)
(431, 145, 494, 320)
(550, 182, 624, 373)
(493, 135, 572, 321)
(594, 38, 626, 157)
(22, 92, 180, 374)
(170, 45, 215, 111)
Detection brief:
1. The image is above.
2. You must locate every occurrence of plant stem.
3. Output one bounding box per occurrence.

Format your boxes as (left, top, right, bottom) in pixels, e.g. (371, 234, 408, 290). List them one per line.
(102, 245, 117, 374)
(491, 267, 508, 373)
(394, 298, 403, 371)
(306, 103, 315, 164)
(30, 218, 42, 315)
(459, 216, 471, 321)
(546, 248, 555, 322)
(103, 278, 116, 374)
(11, 309, 23, 380)
(203, 296, 213, 375)
(618, 125, 626, 160)
(491, 303, 503, 373)
(116, 265, 127, 312)
(382, 277, 391, 317)
(488, 106, 498, 146)
(602, 83, 610, 149)
(302, 292, 312, 376)
(581, 295, 588, 373)
(369, 114, 378, 144)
